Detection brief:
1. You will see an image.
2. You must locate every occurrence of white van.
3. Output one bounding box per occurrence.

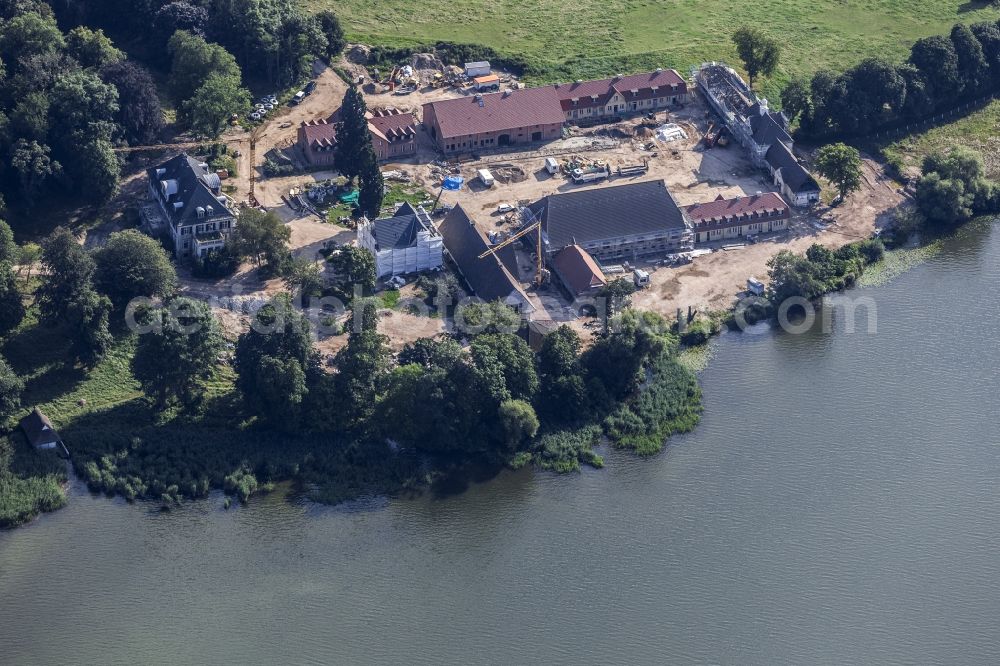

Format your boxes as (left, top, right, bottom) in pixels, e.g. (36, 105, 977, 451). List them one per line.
(633, 268, 650, 288)
(544, 157, 560, 175)
(291, 91, 306, 105)
(478, 169, 495, 187)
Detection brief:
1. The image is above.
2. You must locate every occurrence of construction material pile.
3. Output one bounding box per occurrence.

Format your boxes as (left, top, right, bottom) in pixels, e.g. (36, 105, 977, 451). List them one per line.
(490, 164, 527, 184)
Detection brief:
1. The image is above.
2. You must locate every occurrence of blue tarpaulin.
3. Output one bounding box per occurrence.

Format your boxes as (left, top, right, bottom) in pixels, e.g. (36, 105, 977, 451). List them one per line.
(442, 176, 464, 191)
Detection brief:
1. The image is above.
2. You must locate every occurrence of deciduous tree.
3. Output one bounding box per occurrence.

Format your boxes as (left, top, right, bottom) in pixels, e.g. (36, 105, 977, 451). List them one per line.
(0, 262, 25, 336)
(327, 245, 376, 293)
(498, 399, 539, 451)
(951, 24, 990, 98)
(37, 227, 93, 324)
(316, 10, 346, 60)
(131, 298, 224, 407)
(234, 295, 315, 428)
(780, 78, 811, 124)
(65, 26, 123, 69)
(0, 10, 64, 63)
(732, 26, 780, 89)
(815, 142, 863, 202)
(909, 35, 961, 102)
(182, 71, 250, 138)
(10, 139, 60, 206)
(94, 230, 178, 308)
(65, 286, 113, 366)
(231, 208, 291, 270)
(167, 30, 241, 105)
(0, 355, 23, 421)
(100, 60, 165, 145)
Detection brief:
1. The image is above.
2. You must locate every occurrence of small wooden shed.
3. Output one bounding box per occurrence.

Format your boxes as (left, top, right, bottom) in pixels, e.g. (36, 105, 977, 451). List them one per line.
(19, 407, 68, 456)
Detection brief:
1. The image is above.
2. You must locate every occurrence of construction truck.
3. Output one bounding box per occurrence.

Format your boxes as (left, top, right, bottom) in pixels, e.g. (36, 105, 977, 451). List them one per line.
(572, 165, 610, 184)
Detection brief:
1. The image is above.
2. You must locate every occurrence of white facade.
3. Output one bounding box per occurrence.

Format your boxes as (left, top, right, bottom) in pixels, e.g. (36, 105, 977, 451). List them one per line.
(774, 173, 820, 207)
(357, 207, 444, 278)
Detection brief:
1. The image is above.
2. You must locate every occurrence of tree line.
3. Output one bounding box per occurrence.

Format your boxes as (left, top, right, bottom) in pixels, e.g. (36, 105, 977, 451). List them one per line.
(0, 3, 157, 210)
(781, 20, 1000, 139)
(0, 1, 350, 215)
(49, 0, 346, 90)
(0, 223, 701, 503)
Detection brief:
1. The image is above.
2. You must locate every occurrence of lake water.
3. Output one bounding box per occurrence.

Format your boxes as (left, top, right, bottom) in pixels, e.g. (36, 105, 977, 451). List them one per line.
(2, 221, 999, 665)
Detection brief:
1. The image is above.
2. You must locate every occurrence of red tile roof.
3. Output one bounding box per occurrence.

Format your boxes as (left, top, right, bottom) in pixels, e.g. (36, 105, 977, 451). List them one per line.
(368, 109, 417, 143)
(685, 192, 789, 223)
(551, 245, 606, 296)
(301, 119, 338, 148)
(302, 108, 416, 149)
(551, 69, 686, 111)
(424, 86, 566, 140)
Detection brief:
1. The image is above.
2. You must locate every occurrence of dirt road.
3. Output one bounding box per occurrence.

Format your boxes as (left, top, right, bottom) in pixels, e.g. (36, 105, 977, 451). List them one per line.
(226, 62, 349, 203)
(633, 157, 906, 316)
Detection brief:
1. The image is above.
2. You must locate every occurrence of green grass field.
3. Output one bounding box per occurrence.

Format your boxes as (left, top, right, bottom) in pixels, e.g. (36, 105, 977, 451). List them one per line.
(312, 0, 1000, 100)
(884, 100, 1000, 178)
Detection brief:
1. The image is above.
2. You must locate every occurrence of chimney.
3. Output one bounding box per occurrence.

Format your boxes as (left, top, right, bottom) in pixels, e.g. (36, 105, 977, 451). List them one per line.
(759, 98, 769, 116)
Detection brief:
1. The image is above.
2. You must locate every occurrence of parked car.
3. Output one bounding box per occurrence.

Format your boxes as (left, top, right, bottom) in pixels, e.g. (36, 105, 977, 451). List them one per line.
(304, 81, 317, 95)
(496, 203, 515, 214)
(290, 91, 306, 105)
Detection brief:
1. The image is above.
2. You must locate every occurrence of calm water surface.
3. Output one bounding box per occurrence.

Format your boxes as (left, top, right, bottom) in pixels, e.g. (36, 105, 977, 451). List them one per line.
(2, 222, 999, 665)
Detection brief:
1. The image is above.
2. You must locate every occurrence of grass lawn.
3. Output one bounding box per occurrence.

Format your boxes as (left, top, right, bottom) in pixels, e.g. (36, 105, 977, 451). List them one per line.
(882, 100, 1000, 178)
(306, 0, 1000, 102)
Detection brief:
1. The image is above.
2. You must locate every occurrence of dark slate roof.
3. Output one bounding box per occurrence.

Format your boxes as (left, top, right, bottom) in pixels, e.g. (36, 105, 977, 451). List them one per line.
(369, 202, 434, 250)
(527, 180, 690, 251)
(436, 205, 531, 309)
(147, 154, 233, 228)
(765, 142, 820, 193)
(19, 408, 61, 447)
(748, 104, 792, 147)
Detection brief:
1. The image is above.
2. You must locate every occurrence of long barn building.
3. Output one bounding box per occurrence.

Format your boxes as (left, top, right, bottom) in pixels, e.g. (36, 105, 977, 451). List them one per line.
(423, 69, 688, 154)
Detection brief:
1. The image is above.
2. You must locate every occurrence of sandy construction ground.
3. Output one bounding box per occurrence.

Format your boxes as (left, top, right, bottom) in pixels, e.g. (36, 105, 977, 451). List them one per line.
(108, 58, 904, 348)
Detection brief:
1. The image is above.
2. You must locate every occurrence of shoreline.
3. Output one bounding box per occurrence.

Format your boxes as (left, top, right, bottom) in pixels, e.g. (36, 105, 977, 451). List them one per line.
(0, 219, 983, 532)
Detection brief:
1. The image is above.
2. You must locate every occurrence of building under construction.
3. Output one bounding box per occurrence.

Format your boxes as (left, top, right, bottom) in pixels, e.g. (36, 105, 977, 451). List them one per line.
(525, 179, 694, 263)
(695, 63, 820, 206)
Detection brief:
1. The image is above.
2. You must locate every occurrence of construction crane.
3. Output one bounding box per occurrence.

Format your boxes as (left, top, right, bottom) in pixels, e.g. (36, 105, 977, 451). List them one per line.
(247, 124, 266, 208)
(477, 207, 549, 287)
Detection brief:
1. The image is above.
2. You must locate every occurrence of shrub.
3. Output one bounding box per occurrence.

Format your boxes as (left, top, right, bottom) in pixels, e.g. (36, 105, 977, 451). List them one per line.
(604, 353, 702, 455)
(535, 426, 603, 473)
